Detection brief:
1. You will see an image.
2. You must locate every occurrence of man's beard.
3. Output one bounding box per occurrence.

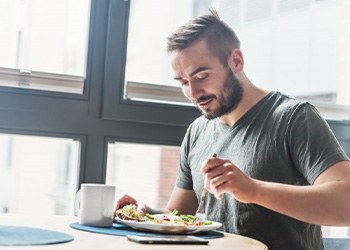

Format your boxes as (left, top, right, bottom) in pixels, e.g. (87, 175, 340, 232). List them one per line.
(196, 70, 243, 119)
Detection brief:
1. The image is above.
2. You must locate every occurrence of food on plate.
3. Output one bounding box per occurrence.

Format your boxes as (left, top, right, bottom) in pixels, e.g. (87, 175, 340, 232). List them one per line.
(115, 205, 213, 226)
(115, 204, 145, 222)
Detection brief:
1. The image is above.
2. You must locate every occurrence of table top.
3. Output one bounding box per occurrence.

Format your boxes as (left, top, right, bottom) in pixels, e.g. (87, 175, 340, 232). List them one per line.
(0, 213, 267, 250)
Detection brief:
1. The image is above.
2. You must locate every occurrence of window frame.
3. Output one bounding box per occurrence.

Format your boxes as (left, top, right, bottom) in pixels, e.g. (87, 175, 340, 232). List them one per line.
(101, 0, 199, 127)
(0, 67, 88, 100)
(0, 0, 193, 192)
(0, 0, 92, 100)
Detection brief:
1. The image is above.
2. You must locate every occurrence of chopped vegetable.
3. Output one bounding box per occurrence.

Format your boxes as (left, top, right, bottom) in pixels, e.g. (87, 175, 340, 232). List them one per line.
(180, 214, 196, 222)
(145, 213, 154, 219)
(204, 221, 213, 225)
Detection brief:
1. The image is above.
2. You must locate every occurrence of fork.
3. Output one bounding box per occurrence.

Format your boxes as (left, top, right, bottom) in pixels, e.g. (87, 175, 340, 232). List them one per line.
(195, 188, 208, 220)
(195, 153, 217, 220)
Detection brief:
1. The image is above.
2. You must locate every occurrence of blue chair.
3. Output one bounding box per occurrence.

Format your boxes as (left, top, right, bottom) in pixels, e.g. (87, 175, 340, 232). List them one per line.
(323, 237, 350, 250)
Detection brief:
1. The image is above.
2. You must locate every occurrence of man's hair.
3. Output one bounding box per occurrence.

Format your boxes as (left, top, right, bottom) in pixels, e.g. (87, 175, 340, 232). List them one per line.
(166, 9, 240, 65)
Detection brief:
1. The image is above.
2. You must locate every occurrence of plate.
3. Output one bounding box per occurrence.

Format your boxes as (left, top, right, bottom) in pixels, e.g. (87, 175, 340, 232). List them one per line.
(114, 216, 222, 234)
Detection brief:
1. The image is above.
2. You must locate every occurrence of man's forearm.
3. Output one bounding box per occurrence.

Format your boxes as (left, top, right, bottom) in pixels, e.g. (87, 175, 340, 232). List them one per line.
(252, 180, 350, 226)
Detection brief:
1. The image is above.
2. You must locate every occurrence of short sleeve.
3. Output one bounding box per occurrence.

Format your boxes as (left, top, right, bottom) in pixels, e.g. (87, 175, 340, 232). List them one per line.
(287, 103, 349, 184)
(175, 126, 194, 190)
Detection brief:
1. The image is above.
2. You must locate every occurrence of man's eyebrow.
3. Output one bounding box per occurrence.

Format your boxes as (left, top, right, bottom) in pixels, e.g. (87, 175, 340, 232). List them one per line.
(189, 67, 211, 77)
(173, 76, 182, 81)
(173, 67, 211, 81)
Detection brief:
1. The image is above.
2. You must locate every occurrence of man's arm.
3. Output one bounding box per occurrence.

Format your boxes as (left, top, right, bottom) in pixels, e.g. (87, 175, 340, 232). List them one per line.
(166, 187, 198, 215)
(252, 161, 350, 226)
(203, 157, 350, 226)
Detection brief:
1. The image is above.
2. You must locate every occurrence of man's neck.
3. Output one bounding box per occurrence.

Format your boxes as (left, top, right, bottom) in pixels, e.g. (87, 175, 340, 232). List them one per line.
(218, 82, 269, 127)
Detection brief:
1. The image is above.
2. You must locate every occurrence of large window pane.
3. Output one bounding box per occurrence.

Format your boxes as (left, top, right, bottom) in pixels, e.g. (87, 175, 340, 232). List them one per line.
(237, 0, 350, 119)
(124, 0, 197, 105)
(0, 0, 90, 94)
(124, 0, 350, 119)
(106, 142, 180, 208)
(0, 134, 80, 215)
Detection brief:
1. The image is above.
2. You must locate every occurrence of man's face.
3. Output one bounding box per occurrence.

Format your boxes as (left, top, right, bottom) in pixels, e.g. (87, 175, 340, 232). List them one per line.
(171, 39, 243, 119)
(201, 69, 243, 119)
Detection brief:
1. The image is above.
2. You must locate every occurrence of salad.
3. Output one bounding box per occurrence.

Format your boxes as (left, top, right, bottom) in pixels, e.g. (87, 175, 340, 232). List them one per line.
(115, 205, 213, 226)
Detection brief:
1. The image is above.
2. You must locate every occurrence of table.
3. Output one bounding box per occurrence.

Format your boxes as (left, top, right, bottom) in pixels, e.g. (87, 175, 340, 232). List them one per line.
(0, 213, 267, 250)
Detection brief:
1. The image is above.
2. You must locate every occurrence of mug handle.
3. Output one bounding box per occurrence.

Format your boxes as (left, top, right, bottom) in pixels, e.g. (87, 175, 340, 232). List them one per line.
(74, 189, 81, 216)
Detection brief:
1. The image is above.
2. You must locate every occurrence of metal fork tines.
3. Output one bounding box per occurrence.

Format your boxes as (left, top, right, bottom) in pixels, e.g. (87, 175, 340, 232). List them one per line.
(196, 153, 217, 218)
(196, 188, 208, 215)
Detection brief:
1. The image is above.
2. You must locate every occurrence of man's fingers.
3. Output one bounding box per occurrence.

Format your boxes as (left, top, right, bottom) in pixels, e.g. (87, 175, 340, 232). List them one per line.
(135, 201, 147, 214)
(115, 194, 137, 210)
(201, 156, 226, 174)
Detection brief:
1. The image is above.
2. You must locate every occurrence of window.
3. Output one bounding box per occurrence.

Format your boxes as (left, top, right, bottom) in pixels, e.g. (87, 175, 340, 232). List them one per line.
(238, 0, 350, 119)
(0, 134, 80, 215)
(106, 142, 180, 208)
(102, 0, 199, 125)
(0, 0, 90, 94)
(115, 0, 350, 120)
(0, 0, 188, 218)
(123, 0, 204, 105)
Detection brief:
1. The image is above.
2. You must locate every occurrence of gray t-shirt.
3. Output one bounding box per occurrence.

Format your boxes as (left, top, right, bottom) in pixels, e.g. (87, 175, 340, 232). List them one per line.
(176, 91, 349, 250)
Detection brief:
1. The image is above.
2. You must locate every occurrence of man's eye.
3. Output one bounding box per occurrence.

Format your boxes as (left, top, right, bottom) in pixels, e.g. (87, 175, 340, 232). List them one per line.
(180, 80, 188, 86)
(196, 74, 208, 81)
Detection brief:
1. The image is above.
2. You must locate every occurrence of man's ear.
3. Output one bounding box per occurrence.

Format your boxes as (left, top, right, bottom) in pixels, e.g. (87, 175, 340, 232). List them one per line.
(227, 49, 244, 73)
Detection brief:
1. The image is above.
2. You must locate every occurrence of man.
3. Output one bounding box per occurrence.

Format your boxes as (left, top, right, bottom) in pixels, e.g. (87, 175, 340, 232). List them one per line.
(116, 10, 350, 249)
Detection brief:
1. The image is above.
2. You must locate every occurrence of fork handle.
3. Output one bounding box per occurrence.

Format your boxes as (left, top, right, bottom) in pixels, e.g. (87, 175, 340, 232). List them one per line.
(196, 153, 217, 214)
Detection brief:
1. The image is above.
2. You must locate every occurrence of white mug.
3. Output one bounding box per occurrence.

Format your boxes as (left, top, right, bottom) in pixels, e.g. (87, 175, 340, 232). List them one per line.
(75, 183, 116, 227)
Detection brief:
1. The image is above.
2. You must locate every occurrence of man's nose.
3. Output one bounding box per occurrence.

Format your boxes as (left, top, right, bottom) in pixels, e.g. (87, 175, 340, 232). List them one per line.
(188, 82, 202, 100)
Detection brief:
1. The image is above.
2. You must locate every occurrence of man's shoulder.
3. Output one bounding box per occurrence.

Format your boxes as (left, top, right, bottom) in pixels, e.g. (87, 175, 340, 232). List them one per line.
(270, 91, 312, 114)
(272, 91, 305, 105)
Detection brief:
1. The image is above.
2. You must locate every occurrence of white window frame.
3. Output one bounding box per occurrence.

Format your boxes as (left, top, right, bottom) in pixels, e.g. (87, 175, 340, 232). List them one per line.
(0, 67, 84, 94)
(101, 0, 199, 126)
